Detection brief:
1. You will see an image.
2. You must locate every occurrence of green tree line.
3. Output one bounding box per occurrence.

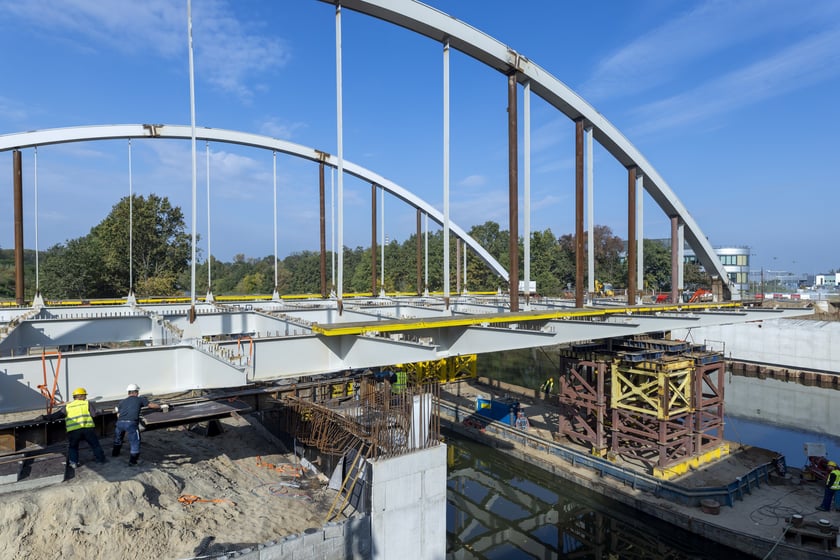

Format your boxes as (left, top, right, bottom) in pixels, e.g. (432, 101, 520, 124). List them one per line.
(0, 194, 706, 301)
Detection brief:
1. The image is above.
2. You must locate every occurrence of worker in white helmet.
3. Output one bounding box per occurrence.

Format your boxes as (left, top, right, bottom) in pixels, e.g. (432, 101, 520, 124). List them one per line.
(112, 383, 167, 466)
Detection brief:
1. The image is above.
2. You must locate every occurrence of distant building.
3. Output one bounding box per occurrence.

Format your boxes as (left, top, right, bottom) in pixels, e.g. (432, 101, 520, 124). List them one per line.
(685, 246, 750, 300)
(642, 241, 751, 300)
(815, 273, 839, 289)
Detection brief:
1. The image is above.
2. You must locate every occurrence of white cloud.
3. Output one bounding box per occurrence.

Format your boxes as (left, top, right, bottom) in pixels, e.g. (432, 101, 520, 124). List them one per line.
(580, 0, 840, 103)
(258, 118, 307, 140)
(458, 174, 486, 188)
(0, 96, 29, 121)
(628, 26, 840, 135)
(0, 0, 291, 102)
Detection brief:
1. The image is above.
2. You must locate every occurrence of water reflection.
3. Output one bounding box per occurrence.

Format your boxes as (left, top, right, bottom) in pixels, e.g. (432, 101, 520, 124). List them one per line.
(446, 431, 753, 560)
(725, 373, 840, 466)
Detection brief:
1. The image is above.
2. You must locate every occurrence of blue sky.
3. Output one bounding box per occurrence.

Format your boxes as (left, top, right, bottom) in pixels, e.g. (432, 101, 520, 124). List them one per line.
(1, 0, 838, 276)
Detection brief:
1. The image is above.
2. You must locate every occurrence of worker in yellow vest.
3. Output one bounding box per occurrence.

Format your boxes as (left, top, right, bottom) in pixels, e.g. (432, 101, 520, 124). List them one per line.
(818, 460, 840, 511)
(63, 387, 106, 468)
(540, 377, 554, 400)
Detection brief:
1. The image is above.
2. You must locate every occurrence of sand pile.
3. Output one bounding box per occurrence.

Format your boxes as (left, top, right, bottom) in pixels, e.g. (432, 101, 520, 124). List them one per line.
(0, 414, 339, 560)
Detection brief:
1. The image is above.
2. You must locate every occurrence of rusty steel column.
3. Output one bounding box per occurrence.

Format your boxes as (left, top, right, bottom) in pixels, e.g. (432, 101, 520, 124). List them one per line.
(13, 150, 25, 305)
(416, 209, 422, 295)
(319, 162, 327, 298)
(507, 73, 519, 312)
(670, 215, 679, 304)
(627, 167, 637, 306)
(456, 238, 461, 294)
(575, 119, 585, 308)
(371, 184, 377, 295)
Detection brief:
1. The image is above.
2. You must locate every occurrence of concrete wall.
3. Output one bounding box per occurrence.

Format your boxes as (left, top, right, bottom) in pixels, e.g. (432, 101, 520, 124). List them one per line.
(203, 515, 372, 560)
(370, 445, 448, 560)
(671, 318, 840, 373)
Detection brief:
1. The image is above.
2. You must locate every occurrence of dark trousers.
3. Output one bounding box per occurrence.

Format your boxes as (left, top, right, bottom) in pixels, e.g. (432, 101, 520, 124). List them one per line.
(67, 427, 105, 464)
(114, 420, 142, 455)
(820, 486, 837, 510)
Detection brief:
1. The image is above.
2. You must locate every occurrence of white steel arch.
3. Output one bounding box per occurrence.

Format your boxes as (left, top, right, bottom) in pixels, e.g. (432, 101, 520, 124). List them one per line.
(0, 124, 509, 282)
(324, 0, 731, 291)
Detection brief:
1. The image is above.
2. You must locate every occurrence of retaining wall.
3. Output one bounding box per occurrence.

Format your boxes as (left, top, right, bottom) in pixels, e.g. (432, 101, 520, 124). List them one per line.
(671, 318, 840, 373)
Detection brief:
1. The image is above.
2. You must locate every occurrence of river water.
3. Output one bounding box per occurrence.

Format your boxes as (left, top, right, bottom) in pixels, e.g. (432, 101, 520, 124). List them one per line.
(445, 368, 839, 559)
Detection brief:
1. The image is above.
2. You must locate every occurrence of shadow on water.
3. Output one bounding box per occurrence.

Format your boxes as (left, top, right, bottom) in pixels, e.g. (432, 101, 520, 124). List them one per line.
(445, 429, 755, 560)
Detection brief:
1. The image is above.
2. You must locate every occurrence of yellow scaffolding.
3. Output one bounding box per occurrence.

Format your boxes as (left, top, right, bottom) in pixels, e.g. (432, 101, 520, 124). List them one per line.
(396, 355, 477, 384)
(611, 359, 693, 420)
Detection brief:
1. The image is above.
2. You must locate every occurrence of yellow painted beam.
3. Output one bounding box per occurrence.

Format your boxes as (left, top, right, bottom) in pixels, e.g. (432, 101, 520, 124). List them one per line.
(312, 303, 744, 336)
(653, 443, 731, 480)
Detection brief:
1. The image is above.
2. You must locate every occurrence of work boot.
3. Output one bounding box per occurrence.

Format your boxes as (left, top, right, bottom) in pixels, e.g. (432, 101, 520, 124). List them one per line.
(128, 453, 139, 466)
(112, 445, 121, 457)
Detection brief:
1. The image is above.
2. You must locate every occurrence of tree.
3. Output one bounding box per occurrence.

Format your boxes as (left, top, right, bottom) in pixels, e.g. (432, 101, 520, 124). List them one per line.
(466, 222, 509, 292)
(40, 194, 192, 299)
(643, 239, 672, 292)
(529, 229, 572, 296)
(557, 225, 624, 289)
(40, 238, 106, 298)
(91, 194, 192, 294)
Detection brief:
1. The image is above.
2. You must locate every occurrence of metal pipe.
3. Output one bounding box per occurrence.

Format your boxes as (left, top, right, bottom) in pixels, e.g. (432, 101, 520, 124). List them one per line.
(627, 166, 638, 306)
(371, 183, 377, 296)
(443, 40, 451, 309)
(456, 238, 461, 294)
(381, 187, 385, 296)
(335, 4, 345, 314)
(523, 80, 531, 308)
(416, 209, 422, 295)
(319, 161, 327, 298)
(586, 126, 594, 297)
(187, 0, 197, 323)
(637, 173, 644, 299)
(13, 149, 24, 305)
(575, 119, 584, 308)
(671, 216, 679, 304)
(507, 72, 519, 313)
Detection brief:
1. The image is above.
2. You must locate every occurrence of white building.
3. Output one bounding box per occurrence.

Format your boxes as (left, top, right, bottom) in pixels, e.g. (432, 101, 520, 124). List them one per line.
(685, 245, 750, 300)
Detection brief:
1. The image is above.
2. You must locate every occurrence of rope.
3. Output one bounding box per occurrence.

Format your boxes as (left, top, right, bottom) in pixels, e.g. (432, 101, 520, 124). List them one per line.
(177, 494, 236, 506)
(761, 523, 790, 560)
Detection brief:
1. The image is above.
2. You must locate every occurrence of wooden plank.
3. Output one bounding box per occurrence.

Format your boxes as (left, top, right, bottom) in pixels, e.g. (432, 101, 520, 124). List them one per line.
(0, 433, 15, 453)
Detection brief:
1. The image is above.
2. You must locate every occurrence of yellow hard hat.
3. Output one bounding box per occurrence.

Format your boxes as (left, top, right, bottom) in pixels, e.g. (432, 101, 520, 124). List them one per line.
(829, 461, 837, 468)
(72, 387, 87, 397)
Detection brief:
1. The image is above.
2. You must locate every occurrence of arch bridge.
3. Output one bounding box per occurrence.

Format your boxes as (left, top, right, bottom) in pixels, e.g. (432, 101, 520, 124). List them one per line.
(0, 0, 809, 415)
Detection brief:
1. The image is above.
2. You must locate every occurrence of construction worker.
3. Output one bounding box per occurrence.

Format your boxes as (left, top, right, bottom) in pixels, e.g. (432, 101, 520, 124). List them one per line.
(515, 410, 529, 431)
(113, 383, 166, 466)
(540, 377, 554, 400)
(818, 460, 840, 511)
(63, 387, 107, 468)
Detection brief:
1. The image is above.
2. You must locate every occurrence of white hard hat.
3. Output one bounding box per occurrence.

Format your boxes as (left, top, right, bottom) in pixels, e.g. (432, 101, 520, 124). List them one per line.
(126, 383, 140, 392)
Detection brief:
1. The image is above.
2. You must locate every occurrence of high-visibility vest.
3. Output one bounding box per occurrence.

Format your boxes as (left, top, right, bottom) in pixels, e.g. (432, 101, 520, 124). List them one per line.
(830, 469, 840, 491)
(65, 399, 95, 432)
(394, 371, 406, 394)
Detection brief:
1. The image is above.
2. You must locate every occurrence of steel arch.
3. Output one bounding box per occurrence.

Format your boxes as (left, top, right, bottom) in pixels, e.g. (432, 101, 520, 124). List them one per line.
(324, 0, 731, 291)
(0, 124, 509, 282)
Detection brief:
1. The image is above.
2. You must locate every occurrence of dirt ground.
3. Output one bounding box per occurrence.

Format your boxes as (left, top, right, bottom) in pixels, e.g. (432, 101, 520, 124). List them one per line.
(0, 414, 340, 560)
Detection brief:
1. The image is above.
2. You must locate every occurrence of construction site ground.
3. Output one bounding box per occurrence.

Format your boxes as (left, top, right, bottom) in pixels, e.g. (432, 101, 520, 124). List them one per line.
(0, 413, 341, 560)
